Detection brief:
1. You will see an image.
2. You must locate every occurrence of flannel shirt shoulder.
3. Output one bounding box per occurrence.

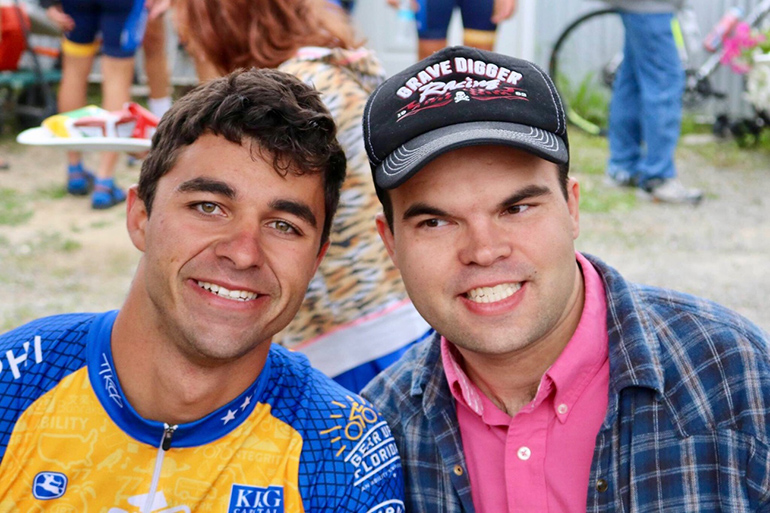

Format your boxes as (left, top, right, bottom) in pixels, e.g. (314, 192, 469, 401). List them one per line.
(641, 285, 769, 434)
(587, 253, 770, 512)
(596, 252, 770, 438)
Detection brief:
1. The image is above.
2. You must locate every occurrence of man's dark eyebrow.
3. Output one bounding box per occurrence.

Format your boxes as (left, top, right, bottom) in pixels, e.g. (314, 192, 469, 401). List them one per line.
(402, 185, 553, 222)
(176, 177, 235, 199)
(500, 185, 552, 208)
(270, 199, 317, 228)
(402, 203, 450, 222)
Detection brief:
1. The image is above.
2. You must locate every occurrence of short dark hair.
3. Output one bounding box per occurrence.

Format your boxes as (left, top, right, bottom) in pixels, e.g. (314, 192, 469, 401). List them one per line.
(138, 67, 347, 246)
(376, 161, 570, 231)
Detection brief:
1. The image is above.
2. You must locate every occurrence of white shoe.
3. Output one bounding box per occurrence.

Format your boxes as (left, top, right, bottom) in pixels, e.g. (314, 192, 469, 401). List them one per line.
(603, 174, 637, 188)
(638, 178, 704, 205)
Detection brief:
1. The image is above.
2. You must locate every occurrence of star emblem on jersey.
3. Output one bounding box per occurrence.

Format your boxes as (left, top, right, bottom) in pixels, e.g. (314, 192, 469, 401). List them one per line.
(240, 395, 251, 411)
(221, 409, 237, 425)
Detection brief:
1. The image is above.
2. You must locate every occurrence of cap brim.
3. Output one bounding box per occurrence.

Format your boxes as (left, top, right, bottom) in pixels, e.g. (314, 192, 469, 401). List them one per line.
(375, 121, 569, 190)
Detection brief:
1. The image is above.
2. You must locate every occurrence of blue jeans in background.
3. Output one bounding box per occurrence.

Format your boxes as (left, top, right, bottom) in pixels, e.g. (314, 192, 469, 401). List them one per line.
(608, 11, 685, 187)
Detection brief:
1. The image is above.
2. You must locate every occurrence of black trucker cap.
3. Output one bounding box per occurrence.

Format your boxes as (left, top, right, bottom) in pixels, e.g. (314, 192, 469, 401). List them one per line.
(363, 46, 569, 190)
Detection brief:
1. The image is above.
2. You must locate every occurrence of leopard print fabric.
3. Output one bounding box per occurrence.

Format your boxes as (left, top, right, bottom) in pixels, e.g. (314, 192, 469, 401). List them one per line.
(276, 47, 410, 348)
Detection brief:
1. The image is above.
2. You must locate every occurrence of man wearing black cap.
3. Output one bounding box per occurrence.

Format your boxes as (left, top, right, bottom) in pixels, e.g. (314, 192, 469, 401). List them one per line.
(361, 46, 770, 513)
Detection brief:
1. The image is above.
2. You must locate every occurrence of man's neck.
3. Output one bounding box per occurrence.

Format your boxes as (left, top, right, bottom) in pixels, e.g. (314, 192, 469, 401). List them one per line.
(110, 290, 268, 426)
(454, 269, 585, 417)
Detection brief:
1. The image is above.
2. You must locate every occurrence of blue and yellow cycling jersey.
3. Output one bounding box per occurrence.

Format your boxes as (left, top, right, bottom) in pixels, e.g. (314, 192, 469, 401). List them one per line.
(0, 311, 405, 512)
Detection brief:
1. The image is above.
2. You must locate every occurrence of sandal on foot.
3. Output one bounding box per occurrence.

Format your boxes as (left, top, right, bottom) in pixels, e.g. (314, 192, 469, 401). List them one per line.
(91, 180, 126, 210)
(67, 165, 96, 196)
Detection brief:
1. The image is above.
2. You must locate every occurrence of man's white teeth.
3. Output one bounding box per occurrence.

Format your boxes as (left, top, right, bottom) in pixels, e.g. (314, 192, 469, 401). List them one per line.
(466, 283, 521, 303)
(197, 281, 258, 301)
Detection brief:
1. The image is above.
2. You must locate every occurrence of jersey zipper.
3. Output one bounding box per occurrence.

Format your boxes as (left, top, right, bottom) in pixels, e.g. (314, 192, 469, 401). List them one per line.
(142, 423, 178, 513)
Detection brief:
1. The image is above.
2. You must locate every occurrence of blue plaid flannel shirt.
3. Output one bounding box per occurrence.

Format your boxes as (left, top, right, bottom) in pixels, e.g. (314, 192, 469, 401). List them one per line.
(362, 254, 770, 513)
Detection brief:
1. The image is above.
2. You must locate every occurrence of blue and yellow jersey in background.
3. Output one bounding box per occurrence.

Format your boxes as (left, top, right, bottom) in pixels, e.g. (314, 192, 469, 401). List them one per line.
(0, 311, 405, 512)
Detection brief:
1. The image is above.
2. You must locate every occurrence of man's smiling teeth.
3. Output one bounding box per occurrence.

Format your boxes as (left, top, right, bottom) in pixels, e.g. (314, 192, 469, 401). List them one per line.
(466, 283, 521, 303)
(197, 281, 258, 301)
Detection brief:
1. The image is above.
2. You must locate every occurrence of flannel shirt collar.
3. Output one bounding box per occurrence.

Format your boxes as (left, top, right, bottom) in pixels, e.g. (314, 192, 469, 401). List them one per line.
(584, 254, 666, 411)
(405, 330, 455, 421)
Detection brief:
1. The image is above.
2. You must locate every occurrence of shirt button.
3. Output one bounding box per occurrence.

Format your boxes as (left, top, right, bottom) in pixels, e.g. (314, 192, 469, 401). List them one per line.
(453, 465, 464, 476)
(596, 479, 608, 492)
(517, 447, 531, 460)
(558, 403, 569, 415)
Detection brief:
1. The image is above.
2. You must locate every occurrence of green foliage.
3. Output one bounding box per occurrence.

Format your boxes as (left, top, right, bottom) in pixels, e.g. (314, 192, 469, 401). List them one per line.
(680, 114, 714, 135)
(580, 180, 637, 213)
(35, 184, 68, 200)
(33, 231, 82, 253)
(569, 131, 608, 177)
(0, 188, 34, 226)
(556, 72, 611, 135)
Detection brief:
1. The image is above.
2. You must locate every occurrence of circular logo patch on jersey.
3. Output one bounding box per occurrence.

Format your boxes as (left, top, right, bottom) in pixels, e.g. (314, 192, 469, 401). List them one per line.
(33, 471, 68, 500)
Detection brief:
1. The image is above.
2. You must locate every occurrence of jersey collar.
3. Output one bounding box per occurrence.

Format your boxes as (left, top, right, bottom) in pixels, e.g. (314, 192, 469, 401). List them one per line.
(86, 310, 270, 448)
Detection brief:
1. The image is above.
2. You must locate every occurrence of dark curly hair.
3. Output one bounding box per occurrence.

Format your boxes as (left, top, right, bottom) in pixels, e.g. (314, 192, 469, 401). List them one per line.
(138, 67, 347, 245)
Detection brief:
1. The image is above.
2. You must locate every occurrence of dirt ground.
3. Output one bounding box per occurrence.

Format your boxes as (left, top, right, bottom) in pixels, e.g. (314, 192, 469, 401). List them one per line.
(0, 134, 768, 333)
(575, 135, 770, 333)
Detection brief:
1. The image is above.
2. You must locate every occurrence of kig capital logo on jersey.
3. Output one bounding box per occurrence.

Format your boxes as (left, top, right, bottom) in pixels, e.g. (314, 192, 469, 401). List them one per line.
(394, 56, 528, 121)
(228, 484, 283, 513)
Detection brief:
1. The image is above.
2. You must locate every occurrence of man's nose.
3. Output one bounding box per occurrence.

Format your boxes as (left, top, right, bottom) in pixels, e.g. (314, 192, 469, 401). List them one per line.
(458, 220, 512, 267)
(214, 222, 265, 269)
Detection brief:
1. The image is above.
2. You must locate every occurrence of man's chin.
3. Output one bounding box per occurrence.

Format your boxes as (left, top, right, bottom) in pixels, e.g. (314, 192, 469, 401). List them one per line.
(177, 326, 271, 364)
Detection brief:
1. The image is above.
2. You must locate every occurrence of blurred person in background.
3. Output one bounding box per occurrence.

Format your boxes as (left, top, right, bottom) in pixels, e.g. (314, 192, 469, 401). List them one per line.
(600, 0, 703, 204)
(386, 0, 518, 59)
(174, 0, 431, 392)
(42, 0, 152, 209)
(140, 1, 172, 120)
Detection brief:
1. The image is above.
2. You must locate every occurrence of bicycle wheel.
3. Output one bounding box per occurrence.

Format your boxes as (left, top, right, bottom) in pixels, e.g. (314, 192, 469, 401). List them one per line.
(549, 9, 624, 136)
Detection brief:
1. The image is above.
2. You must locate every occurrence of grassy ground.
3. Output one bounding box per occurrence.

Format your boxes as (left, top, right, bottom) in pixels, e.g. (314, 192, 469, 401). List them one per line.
(569, 121, 770, 213)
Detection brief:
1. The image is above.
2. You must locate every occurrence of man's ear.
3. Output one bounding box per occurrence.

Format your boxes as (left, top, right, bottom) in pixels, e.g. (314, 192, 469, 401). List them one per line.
(126, 185, 148, 252)
(566, 178, 580, 240)
(375, 212, 399, 269)
(313, 240, 330, 275)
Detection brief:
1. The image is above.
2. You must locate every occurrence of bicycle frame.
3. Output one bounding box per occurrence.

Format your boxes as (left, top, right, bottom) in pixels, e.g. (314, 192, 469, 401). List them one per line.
(549, 0, 770, 136)
(687, 0, 770, 92)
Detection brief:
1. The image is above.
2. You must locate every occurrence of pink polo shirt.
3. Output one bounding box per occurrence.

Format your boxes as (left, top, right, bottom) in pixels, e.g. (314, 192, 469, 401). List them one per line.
(442, 252, 610, 512)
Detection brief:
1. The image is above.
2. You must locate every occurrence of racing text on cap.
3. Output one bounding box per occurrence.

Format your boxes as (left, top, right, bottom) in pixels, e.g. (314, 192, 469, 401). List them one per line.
(396, 57, 524, 100)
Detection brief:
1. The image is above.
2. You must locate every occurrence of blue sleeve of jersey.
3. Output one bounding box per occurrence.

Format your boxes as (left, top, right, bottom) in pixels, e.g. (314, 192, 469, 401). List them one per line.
(0, 313, 95, 462)
(265, 347, 405, 512)
(301, 390, 405, 512)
